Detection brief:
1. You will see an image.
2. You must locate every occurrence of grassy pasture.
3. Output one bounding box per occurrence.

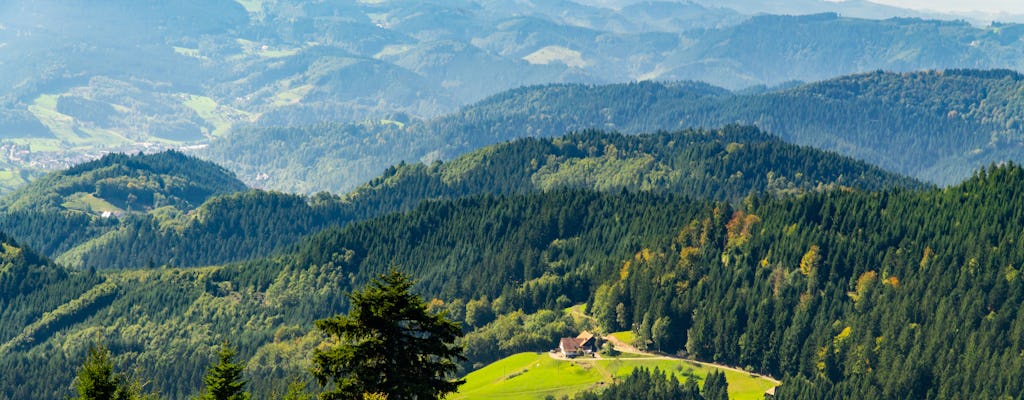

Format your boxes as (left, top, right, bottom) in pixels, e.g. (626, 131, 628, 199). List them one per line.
(454, 352, 778, 400)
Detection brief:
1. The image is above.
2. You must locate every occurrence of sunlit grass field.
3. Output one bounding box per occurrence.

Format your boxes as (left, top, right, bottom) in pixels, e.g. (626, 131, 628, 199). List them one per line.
(454, 352, 778, 400)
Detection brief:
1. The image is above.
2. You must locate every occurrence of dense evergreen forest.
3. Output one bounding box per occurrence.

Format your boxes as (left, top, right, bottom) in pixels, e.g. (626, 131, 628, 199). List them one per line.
(0, 127, 918, 271)
(203, 69, 1024, 192)
(9, 1, 1024, 397)
(1, 157, 1023, 398)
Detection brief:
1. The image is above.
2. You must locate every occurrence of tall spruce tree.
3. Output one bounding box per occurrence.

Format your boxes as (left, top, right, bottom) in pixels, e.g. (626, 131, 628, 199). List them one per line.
(196, 342, 250, 400)
(311, 270, 465, 400)
(73, 344, 134, 400)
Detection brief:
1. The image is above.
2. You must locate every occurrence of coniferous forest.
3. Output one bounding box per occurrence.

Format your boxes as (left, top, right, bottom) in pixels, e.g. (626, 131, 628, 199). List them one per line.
(1, 135, 1023, 398)
(7, 3, 1024, 397)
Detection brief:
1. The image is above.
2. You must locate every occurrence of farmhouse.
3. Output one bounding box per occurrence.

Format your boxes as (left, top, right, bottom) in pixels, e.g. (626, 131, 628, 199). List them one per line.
(558, 331, 598, 357)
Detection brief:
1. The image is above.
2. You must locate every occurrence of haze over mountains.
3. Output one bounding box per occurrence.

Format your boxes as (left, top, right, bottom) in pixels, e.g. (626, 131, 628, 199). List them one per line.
(200, 70, 1024, 193)
(4, 0, 1024, 194)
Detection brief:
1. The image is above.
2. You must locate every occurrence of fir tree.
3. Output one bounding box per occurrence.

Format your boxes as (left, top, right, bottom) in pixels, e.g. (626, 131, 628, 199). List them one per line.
(702, 371, 728, 400)
(73, 344, 134, 400)
(196, 343, 249, 400)
(311, 270, 465, 400)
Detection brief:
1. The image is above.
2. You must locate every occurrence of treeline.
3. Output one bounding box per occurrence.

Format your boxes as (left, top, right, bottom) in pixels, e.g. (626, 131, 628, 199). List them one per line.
(0, 189, 711, 398)
(0, 235, 104, 400)
(64, 190, 354, 269)
(573, 368, 728, 400)
(445, 70, 1024, 184)
(591, 164, 1024, 398)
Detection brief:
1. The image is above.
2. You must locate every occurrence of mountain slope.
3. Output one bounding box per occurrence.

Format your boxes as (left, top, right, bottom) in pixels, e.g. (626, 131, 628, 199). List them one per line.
(439, 70, 1024, 185)
(1, 150, 247, 214)
(2, 163, 1022, 398)
(0, 150, 247, 258)
(344, 126, 925, 208)
(3, 126, 921, 271)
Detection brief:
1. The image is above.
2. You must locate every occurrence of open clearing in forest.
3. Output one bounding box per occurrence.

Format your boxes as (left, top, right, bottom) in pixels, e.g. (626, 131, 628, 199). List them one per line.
(454, 351, 778, 400)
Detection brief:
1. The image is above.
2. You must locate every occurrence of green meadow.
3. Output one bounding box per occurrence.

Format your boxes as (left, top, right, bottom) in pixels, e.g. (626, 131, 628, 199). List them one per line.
(454, 352, 778, 400)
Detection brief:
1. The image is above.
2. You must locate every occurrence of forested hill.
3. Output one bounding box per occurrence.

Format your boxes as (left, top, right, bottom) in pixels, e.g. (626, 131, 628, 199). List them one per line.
(2, 164, 1023, 398)
(202, 69, 1024, 193)
(0, 127, 921, 271)
(344, 126, 925, 209)
(398, 69, 1024, 185)
(1, 150, 247, 213)
(0, 151, 248, 258)
(0, 232, 102, 367)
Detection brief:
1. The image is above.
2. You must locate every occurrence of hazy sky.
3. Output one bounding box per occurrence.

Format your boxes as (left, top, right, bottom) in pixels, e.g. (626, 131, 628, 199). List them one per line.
(868, 0, 1024, 14)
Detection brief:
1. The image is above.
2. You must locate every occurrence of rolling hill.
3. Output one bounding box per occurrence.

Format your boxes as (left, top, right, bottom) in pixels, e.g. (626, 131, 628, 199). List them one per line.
(0, 127, 921, 271)
(0, 151, 247, 258)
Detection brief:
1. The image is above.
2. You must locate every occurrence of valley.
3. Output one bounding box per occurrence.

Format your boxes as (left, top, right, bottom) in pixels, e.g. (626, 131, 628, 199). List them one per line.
(5, 1, 1024, 194)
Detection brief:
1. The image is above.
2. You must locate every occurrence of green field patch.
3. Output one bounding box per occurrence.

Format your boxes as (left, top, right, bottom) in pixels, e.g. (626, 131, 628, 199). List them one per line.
(183, 95, 252, 137)
(259, 47, 300, 58)
(273, 85, 315, 106)
(609, 331, 637, 346)
(522, 45, 587, 68)
(379, 119, 406, 129)
(374, 44, 413, 59)
(28, 94, 74, 139)
(455, 352, 778, 400)
(61, 193, 123, 214)
(29, 94, 132, 147)
(0, 169, 29, 194)
(236, 38, 302, 58)
(4, 138, 62, 152)
(455, 353, 604, 400)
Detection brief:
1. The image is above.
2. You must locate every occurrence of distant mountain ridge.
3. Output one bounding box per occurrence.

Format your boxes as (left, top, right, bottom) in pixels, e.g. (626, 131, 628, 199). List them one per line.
(203, 69, 1024, 193)
(346, 126, 925, 206)
(6, 2, 1024, 191)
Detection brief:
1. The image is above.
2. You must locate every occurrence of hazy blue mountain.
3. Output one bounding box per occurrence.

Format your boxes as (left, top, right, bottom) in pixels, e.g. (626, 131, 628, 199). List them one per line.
(200, 70, 1024, 193)
(6, 1, 1024, 193)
